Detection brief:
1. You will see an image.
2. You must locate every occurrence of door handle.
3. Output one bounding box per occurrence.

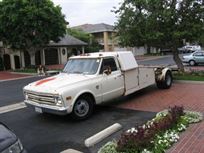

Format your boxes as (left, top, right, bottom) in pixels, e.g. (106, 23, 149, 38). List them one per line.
(114, 74, 123, 79)
(117, 74, 123, 78)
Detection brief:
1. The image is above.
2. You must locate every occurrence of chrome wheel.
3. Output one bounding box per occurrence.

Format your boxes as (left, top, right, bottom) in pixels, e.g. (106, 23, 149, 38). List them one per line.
(74, 99, 89, 117)
(189, 60, 195, 66)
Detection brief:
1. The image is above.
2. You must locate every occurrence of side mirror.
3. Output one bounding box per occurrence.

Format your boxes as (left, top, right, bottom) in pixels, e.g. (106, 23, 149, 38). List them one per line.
(103, 67, 112, 75)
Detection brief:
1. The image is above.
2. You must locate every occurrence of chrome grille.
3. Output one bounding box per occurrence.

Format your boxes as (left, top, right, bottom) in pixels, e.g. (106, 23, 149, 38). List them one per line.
(26, 92, 56, 105)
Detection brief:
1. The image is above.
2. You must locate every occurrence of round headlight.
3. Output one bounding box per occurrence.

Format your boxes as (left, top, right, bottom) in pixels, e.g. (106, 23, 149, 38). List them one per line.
(55, 97, 63, 106)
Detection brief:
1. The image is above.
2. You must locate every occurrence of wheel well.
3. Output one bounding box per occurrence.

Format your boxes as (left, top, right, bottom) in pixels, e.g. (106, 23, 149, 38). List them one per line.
(189, 59, 195, 63)
(76, 92, 96, 105)
(166, 70, 172, 76)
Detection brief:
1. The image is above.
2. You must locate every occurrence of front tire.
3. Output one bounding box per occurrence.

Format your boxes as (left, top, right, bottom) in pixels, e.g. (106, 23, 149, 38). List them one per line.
(189, 60, 196, 66)
(156, 71, 172, 89)
(71, 95, 94, 120)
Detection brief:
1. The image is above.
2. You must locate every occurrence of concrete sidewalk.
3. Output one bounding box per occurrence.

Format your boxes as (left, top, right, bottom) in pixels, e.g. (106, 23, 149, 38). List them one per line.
(115, 82, 204, 153)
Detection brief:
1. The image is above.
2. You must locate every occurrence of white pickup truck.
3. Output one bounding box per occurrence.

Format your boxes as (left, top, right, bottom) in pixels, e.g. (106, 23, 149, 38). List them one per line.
(23, 51, 172, 120)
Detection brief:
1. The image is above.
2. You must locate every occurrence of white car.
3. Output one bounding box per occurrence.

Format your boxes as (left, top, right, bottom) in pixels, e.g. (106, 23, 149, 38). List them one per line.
(181, 45, 201, 53)
(182, 51, 204, 66)
(23, 51, 172, 120)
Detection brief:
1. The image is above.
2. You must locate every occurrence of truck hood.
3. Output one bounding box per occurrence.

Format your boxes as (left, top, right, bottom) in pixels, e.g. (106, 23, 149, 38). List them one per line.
(24, 73, 94, 93)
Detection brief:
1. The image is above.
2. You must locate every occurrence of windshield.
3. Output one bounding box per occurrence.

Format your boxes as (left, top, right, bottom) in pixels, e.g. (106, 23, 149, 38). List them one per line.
(63, 58, 101, 75)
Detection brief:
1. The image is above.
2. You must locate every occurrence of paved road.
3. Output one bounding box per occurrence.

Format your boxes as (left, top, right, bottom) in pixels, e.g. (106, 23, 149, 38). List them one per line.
(137, 55, 176, 65)
(0, 77, 156, 153)
(137, 54, 204, 69)
(0, 77, 44, 107)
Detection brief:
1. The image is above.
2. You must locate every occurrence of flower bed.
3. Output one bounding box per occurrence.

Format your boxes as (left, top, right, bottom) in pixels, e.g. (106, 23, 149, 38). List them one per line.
(98, 106, 203, 153)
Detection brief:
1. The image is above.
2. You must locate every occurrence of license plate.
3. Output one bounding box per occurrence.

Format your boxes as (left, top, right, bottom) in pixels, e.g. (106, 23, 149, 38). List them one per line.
(35, 107, 42, 113)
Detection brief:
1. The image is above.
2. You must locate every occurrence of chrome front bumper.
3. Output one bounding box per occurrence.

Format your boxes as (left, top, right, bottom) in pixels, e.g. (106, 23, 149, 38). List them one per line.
(24, 100, 70, 115)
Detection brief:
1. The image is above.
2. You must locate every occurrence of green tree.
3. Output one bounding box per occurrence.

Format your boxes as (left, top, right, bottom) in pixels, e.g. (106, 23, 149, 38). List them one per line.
(67, 28, 91, 43)
(0, 0, 67, 65)
(199, 32, 204, 46)
(67, 28, 102, 53)
(114, 0, 204, 71)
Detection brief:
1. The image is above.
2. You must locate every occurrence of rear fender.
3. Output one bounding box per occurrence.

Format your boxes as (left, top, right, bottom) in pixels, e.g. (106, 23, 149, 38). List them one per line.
(155, 68, 171, 82)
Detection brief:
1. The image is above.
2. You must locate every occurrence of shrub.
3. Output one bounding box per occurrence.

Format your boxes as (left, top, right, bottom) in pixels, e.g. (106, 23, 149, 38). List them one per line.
(99, 106, 202, 153)
(168, 106, 184, 125)
(98, 141, 117, 153)
(116, 106, 184, 152)
(183, 111, 203, 123)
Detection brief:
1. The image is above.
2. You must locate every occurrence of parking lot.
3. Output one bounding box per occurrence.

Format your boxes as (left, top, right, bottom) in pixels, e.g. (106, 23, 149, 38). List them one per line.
(0, 55, 204, 153)
(0, 76, 156, 153)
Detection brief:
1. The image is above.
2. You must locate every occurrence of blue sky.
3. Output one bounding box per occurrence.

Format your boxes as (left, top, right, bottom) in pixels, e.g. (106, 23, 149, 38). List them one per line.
(52, 0, 123, 27)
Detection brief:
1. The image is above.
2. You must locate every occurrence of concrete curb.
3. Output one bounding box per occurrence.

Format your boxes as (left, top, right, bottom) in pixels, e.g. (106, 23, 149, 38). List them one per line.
(60, 149, 83, 153)
(84, 123, 122, 147)
(174, 80, 204, 84)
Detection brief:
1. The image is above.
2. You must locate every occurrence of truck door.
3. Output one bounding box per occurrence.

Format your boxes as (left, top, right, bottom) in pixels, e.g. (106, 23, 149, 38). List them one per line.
(100, 57, 124, 102)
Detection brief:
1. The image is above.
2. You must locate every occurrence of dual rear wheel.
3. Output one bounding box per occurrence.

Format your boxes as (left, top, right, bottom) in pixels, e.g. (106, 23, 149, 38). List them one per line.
(156, 71, 172, 89)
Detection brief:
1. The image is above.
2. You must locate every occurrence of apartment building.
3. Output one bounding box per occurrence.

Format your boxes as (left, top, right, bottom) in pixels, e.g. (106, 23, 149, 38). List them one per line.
(73, 23, 117, 52)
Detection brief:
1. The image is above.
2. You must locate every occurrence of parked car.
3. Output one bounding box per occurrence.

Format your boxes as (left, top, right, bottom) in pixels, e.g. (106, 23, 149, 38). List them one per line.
(180, 45, 201, 53)
(0, 123, 26, 153)
(182, 51, 204, 66)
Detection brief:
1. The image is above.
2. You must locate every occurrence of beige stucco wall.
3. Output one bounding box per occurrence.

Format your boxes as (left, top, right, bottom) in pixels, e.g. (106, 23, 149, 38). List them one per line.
(90, 31, 117, 52)
(103, 32, 109, 51)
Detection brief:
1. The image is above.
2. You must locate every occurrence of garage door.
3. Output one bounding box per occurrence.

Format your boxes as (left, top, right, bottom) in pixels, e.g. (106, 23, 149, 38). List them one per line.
(3, 54, 11, 70)
(45, 48, 59, 65)
(14, 55, 20, 69)
(24, 51, 31, 67)
(0, 57, 3, 71)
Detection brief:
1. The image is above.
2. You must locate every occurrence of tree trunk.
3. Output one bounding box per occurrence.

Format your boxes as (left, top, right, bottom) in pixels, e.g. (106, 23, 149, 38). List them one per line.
(172, 48, 184, 72)
(147, 45, 151, 54)
(30, 53, 35, 66)
(28, 48, 36, 66)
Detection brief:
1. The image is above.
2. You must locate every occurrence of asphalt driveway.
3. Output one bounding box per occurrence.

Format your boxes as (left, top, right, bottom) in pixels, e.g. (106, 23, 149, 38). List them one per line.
(0, 76, 44, 107)
(0, 106, 155, 153)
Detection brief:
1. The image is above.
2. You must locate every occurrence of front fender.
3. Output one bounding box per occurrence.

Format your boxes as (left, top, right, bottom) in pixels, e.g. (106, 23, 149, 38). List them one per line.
(69, 90, 96, 112)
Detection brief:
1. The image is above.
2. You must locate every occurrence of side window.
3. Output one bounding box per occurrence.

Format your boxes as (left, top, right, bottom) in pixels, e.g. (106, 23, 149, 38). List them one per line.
(100, 58, 117, 74)
(194, 52, 203, 56)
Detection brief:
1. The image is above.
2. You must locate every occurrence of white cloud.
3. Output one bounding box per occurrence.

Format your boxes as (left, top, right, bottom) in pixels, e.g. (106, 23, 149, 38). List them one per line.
(52, 0, 123, 26)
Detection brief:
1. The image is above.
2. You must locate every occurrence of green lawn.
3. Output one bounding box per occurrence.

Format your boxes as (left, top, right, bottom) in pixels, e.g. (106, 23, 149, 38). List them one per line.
(13, 68, 36, 73)
(173, 73, 204, 81)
